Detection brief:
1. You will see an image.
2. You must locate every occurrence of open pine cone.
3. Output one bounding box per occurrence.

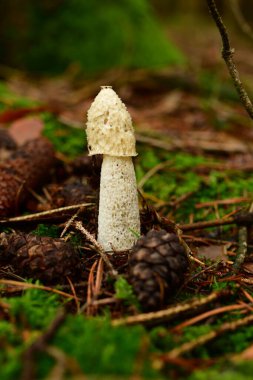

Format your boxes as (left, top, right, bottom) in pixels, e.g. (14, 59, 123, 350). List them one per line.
(129, 229, 189, 311)
(0, 138, 55, 216)
(0, 233, 81, 283)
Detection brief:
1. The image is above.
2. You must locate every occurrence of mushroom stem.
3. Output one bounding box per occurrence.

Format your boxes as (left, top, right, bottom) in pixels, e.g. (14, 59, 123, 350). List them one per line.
(98, 155, 140, 252)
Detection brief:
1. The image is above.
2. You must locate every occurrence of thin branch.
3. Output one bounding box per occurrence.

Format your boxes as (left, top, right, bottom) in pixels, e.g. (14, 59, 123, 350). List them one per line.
(171, 303, 248, 333)
(206, 0, 253, 119)
(179, 211, 253, 231)
(180, 217, 234, 231)
(0, 279, 80, 300)
(159, 313, 253, 359)
(233, 226, 248, 271)
(111, 290, 228, 326)
(73, 221, 118, 278)
(60, 206, 85, 238)
(0, 203, 94, 224)
(138, 159, 172, 189)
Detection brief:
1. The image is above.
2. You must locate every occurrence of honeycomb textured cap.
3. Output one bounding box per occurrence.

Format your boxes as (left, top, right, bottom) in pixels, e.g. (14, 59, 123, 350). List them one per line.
(86, 87, 137, 156)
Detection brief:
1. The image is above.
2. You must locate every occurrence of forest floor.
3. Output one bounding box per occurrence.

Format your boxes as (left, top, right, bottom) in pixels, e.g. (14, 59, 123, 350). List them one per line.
(1, 15, 253, 380)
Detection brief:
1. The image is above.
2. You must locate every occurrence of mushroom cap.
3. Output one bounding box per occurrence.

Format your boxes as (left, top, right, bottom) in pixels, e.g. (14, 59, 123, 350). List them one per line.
(86, 86, 137, 156)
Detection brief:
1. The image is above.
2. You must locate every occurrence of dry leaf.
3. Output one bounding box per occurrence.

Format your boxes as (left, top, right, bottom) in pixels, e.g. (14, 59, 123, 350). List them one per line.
(9, 117, 44, 145)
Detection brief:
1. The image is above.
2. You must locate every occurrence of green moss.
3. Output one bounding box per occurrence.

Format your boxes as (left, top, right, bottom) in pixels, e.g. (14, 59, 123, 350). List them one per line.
(189, 362, 253, 380)
(51, 315, 152, 376)
(7, 287, 60, 330)
(114, 276, 139, 308)
(2, 0, 184, 74)
(42, 113, 85, 157)
(0, 289, 160, 379)
(137, 147, 253, 223)
(32, 223, 60, 238)
(0, 81, 36, 110)
(0, 320, 21, 346)
(0, 289, 60, 380)
(0, 348, 23, 380)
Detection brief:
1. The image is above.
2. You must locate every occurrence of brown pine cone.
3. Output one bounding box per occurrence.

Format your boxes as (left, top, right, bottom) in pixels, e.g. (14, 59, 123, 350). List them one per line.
(0, 128, 17, 163)
(67, 155, 94, 176)
(129, 229, 189, 311)
(0, 128, 17, 150)
(49, 180, 94, 208)
(0, 233, 80, 283)
(0, 137, 55, 216)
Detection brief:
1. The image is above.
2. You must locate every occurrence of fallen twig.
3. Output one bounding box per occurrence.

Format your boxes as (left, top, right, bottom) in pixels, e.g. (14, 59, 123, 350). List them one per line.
(195, 197, 251, 209)
(111, 290, 228, 326)
(0, 279, 80, 300)
(180, 211, 253, 231)
(73, 220, 118, 278)
(66, 276, 80, 313)
(233, 226, 248, 271)
(171, 303, 249, 333)
(60, 205, 85, 238)
(0, 203, 94, 224)
(159, 313, 253, 359)
(138, 159, 173, 189)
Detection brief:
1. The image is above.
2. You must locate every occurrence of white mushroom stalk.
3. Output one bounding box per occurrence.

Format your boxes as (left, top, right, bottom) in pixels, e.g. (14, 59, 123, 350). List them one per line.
(86, 86, 140, 252)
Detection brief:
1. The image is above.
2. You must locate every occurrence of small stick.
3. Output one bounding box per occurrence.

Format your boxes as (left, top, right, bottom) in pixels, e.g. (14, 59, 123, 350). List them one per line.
(66, 276, 80, 313)
(138, 159, 172, 189)
(240, 277, 253, 285)
(73, 221, 118, 278)
(171, 303, 248, 333)
(86, 260, 97, 316)
(0, 203, 94, 224)
(206, 0, 253, 119)
(196, 197, 250, 209)
(160, 313, 253, 359)
(180, 211, 253, 232)
(0, 279, 80, 300)
(233, 226, 248, 271)
(180, 216, 235, 231)
(240, 288, 253, 304)
(111, 290, 227, 326)
(60, 206, 85, 238)
(44, 346, 67, 380)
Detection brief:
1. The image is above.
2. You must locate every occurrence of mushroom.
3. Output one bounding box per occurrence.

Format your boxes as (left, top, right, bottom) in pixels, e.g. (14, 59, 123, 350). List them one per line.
(86, 86, 140, 252)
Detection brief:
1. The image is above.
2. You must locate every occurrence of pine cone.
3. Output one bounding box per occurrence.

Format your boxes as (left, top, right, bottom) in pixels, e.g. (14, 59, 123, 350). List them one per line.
(0, 233, 80, 283)
(0, 129, 17, 163)
(68, 155, 94, 176)
(0, 137, 55, 216)
(0, 128, 16, 150)
(129, 229, 189, 311)
(49, 180, 93, 208)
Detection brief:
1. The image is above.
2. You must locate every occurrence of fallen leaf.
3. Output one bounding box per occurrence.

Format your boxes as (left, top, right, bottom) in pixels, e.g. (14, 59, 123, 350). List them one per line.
(9, 117, 44, 145)
(0, 106, 45, 123)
